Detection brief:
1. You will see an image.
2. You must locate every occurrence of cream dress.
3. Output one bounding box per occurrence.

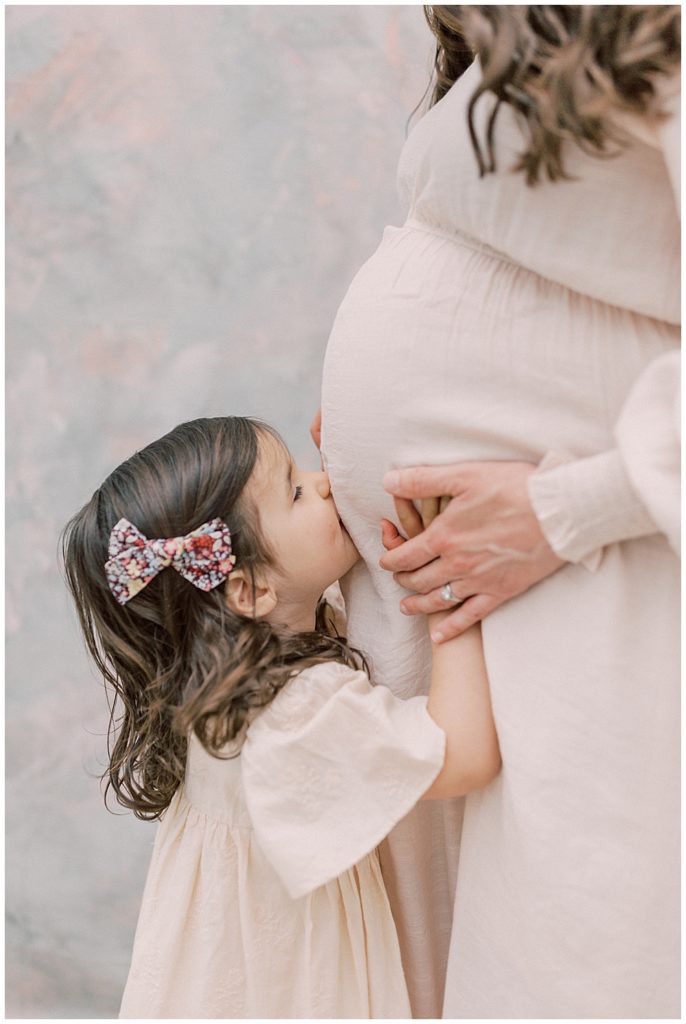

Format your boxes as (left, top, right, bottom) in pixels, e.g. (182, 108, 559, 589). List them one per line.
(118, 661, 445, 1019)
(321, 61, 680, 1018)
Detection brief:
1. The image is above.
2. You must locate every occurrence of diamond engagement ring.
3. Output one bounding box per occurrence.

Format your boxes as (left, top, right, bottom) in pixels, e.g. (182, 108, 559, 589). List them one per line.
(440, 582, 460, 605)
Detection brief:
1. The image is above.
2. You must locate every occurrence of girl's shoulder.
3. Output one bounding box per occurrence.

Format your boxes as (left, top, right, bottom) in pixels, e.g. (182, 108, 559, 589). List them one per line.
(251, 660, 368, 735)
(240, 660, 445, 901)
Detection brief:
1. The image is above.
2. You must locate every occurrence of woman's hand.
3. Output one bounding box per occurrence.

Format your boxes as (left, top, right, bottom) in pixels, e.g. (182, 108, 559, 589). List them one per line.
(379, 461, 564, 642)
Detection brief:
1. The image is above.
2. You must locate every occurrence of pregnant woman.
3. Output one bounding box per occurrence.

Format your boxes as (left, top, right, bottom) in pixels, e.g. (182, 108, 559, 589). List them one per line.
(321, 6, 680, 1018)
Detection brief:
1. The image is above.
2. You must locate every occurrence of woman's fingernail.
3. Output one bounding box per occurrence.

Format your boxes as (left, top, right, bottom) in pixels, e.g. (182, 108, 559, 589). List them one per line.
(431, 631, 444, 644)
(400, 603, 409, 615)
(384, 470, 399, 492)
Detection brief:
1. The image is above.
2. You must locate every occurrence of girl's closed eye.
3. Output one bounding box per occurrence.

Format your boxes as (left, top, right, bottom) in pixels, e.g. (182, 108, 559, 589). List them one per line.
(293, 485, 303, 502)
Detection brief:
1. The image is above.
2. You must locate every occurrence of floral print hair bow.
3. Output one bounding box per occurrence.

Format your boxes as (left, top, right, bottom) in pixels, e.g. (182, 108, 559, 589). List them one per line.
(105, 517, 237, 606)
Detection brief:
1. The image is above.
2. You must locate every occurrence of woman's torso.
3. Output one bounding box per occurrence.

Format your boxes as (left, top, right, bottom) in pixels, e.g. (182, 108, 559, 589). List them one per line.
(397, 59, 680, 323)
(322, 60, 679, 695)
(320, 60, 680, 1018)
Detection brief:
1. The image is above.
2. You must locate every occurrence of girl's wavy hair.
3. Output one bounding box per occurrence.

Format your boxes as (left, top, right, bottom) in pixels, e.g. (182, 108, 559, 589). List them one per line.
(425, 5, 680, 184)
(62, 417, 366, 821)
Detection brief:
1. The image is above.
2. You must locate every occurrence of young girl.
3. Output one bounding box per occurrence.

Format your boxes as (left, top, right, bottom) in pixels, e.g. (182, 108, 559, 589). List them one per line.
(63, 415, 499, 1019)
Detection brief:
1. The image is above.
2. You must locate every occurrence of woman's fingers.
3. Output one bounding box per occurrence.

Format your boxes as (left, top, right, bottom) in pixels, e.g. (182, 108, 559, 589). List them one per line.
(393, 554, 470, 594)
(380, 461, 562, 626)
(384, 465, 468, 500)
(379, 524, 439, 571)
(430, 593, 501, 643)
(399, 583, 471, 616)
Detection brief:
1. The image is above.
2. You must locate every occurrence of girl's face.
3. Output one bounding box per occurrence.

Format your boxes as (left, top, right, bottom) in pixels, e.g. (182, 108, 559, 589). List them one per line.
(249, 433, 359, 624)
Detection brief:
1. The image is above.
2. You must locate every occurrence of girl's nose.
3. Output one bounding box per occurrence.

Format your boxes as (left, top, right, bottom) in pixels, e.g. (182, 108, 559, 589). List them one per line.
(314, 472, 331, 499)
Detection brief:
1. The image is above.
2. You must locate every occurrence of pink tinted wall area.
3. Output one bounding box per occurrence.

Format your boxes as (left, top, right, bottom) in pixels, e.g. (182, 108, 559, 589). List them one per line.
(6, 5, 432, 1017)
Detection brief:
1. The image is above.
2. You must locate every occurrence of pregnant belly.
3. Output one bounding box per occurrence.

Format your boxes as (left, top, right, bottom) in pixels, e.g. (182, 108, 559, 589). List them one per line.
(320, 221, 676, 693)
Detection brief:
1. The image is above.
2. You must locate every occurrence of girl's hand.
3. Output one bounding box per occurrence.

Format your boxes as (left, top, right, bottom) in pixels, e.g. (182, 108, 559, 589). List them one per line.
(310, 408, 322, 450)
(381, 496, 425, 551)
(379, 461, 564, 642)
(380, 518, 406, 552)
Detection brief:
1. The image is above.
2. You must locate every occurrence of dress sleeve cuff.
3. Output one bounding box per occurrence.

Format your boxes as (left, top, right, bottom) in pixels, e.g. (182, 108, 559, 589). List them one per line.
(527, 449, 657, 569)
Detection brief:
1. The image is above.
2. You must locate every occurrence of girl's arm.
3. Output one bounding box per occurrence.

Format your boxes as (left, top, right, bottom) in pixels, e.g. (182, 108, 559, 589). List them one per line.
(382, 506, 500, 799)
(422, 612, 500, 799)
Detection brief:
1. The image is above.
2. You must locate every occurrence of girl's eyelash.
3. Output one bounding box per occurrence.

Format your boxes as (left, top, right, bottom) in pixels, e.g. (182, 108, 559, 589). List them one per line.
(293, 485, 303, 502)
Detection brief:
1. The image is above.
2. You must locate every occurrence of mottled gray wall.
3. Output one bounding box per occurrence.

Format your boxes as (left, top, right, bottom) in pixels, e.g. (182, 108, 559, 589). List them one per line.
(6, 5, 431, 1018)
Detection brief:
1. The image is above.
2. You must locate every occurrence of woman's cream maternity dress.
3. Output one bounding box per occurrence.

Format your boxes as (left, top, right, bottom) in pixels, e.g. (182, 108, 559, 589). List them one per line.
(321, 61, 680, 1018)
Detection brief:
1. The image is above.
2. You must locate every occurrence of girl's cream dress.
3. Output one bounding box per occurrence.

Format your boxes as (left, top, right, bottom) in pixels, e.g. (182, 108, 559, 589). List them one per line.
(119, 661, 445, 1019)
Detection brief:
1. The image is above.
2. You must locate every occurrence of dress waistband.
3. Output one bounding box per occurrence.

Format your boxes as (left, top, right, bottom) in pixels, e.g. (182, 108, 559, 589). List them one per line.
(403, 215, 517, 269)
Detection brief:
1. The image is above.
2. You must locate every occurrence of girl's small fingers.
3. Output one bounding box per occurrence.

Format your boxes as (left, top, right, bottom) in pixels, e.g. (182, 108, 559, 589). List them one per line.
(380, 518, 394, 545)
(430, 594, 501, 643)
(380, 518, 405, 551)
(394, 496, 424, 539)
(419, 497, 441, 529)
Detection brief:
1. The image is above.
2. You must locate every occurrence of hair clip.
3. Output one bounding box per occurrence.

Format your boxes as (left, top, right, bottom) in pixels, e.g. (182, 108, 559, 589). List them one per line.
(105, 517, 236, 606)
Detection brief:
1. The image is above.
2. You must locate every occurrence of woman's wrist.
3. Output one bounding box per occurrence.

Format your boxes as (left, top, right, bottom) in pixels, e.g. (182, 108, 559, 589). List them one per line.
(528, 448, 656, 565)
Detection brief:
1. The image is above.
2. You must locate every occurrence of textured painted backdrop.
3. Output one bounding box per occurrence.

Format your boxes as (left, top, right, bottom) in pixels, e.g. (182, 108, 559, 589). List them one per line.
(6, 5, 432, 1017)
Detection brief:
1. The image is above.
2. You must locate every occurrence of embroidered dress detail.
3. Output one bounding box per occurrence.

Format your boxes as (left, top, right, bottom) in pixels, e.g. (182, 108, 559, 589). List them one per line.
(105, 517, 236, 605)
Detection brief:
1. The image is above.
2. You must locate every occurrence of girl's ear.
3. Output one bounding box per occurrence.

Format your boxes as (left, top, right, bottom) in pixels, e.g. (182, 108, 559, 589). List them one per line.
(225, 569, 277, 619)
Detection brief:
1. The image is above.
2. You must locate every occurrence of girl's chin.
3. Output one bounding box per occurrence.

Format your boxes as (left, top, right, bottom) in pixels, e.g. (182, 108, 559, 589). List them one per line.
(340, 521, 357, 548)
(342, 544, 361, 574)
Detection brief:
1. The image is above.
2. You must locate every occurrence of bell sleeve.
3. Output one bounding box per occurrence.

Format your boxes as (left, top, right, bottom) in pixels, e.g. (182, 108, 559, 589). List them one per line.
(241, 662, 445, 900)
(528, 75, 680, 565)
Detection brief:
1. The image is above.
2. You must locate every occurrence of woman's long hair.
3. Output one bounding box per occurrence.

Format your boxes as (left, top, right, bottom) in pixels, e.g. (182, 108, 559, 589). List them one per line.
(425, 5, 680, 184)
(62, 417, 365, 820)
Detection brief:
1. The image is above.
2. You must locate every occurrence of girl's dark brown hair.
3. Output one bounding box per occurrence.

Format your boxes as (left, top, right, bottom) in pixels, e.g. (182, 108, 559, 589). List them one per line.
(62, 417, 365, 821)
(425, 5, 680, 184)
